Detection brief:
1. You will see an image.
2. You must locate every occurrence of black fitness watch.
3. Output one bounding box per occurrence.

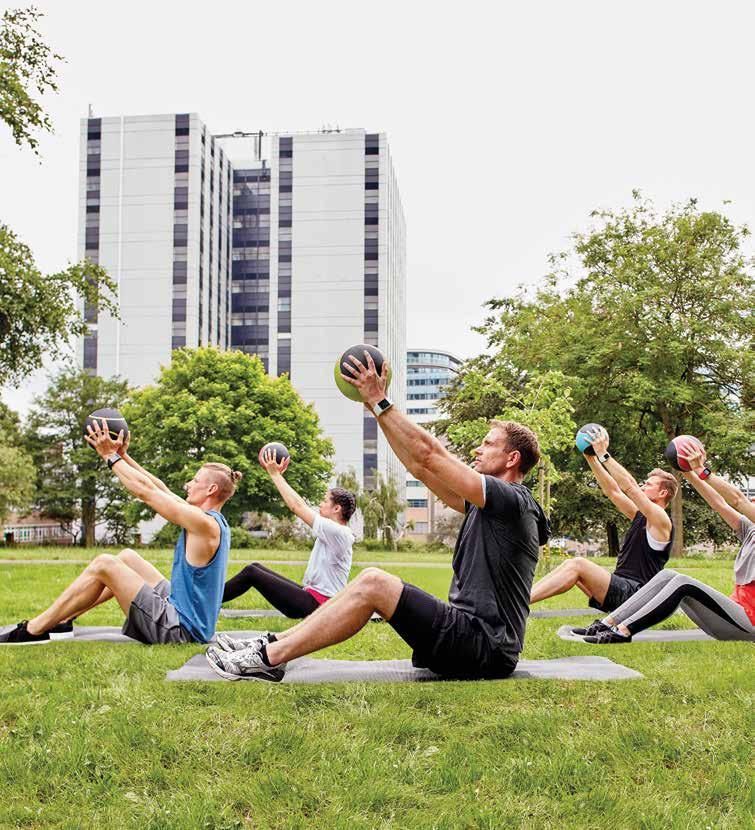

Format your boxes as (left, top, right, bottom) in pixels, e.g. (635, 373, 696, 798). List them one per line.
(106, 452, 122, 470)
(372, 398, 393, 417)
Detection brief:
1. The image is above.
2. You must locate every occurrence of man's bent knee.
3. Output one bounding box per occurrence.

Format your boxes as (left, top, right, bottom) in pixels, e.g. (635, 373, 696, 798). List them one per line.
(89, 553, 117, 575)
(355, 567, 394, 597)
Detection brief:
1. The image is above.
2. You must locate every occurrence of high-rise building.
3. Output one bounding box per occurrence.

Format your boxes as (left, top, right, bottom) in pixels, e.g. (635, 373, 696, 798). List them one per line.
(76, 114, 406, 492)
(405, 348, 463, 536)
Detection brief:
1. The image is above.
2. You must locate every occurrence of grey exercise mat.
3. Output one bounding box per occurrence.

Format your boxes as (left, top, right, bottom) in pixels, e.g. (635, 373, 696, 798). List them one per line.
(166, 652, 643, 683)
(0, 626, 265, 645)
(557, 624, 714, 643)
(221, 607, 595, 620)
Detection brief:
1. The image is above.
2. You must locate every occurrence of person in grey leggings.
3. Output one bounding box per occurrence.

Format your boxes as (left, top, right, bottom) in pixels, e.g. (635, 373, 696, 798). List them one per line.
(576, 442, 755, 644)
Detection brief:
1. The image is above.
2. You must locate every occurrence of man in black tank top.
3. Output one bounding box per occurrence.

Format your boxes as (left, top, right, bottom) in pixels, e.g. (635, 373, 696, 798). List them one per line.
(531, 426, 676, 612)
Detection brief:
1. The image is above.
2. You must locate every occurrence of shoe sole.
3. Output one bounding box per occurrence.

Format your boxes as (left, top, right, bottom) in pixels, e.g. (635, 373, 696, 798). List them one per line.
(205, 651, 283, 683)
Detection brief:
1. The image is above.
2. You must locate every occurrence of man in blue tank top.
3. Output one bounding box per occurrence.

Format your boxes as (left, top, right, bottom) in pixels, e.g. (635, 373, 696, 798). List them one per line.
(0, 420, 237, 646)
(530, 425, 676, 616)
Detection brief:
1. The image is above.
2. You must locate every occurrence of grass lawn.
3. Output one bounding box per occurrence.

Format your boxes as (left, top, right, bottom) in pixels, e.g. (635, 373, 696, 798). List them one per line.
(0, 551, 752, 829)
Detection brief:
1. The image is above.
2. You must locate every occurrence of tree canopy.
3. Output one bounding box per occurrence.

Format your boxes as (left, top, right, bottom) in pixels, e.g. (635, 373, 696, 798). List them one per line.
(124, 348, 334, 526)
(0, 6, 62, 152)
(24, 368, 131, 545)
(440, 194, 754, 553)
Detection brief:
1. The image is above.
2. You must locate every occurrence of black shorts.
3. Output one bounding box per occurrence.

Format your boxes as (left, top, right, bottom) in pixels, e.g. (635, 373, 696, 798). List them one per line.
(589, 573, 643, 614)
(388, 582, 516, 679)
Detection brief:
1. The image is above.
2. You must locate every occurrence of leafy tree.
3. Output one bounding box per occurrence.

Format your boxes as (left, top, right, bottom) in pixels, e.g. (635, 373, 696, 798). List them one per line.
(124, 347, 334, 526)
(0, 10, 119, 386)
(0, 401, 35, 524)
(0, 7, 62, 152)
(336, 467, 408, 546)
(453, 193, 754, 554)
(25, 369, 131, 546)
(0, 225, 119, 386)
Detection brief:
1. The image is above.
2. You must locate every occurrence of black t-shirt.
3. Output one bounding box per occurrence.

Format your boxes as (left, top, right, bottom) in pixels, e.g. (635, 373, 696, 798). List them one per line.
(448, 476, 550, 662)
(613, 511, 673, 585)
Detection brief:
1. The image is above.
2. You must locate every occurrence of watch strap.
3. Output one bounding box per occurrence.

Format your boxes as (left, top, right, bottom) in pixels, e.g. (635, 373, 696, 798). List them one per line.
(372, 398, 393, 417)
(106, 452, 122, 470)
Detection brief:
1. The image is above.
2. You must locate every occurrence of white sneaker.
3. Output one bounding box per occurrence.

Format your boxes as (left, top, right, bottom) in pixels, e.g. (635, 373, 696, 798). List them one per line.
(205, 644, 286, 682)
(214, 631, 271, 653)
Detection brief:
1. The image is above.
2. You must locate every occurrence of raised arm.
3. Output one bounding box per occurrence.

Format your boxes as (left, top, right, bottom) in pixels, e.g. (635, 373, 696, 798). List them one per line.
(118, 431, 185, 504)
(682, 471, 742, 532)
(584, 454, 637, 521)
(590, 429, 672, 540)
(85, 422, 217, 538)
(677, 439, 755, 523)
(260, 450, 317, 527)
(341, 353, 481, 509)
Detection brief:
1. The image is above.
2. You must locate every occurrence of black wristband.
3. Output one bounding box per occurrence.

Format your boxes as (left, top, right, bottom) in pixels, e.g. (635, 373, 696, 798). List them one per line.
(106, 452, 122, 470)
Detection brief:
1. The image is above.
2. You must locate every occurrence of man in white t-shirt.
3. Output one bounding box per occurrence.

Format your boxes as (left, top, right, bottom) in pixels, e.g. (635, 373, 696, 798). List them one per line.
(220, 447, 356, 618)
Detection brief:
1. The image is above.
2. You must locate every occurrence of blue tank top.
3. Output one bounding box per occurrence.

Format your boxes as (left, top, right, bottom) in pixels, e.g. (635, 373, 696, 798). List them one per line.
(168, 510, 230, 643)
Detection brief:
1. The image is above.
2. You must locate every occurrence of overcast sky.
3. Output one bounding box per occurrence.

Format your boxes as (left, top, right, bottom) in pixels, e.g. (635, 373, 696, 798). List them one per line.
(3, 0, 754, 415)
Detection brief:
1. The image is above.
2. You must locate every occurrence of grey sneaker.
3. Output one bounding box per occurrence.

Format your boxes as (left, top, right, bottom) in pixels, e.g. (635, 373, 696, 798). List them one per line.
(214, 632, 271, 653)
(205, 645, 286, 682)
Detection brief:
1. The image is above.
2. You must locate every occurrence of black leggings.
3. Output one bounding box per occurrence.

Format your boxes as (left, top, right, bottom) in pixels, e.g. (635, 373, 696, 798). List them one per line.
(222, 562, 320, 619)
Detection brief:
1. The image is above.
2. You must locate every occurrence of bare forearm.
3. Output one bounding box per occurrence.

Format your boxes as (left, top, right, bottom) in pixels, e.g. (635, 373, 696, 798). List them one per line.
(683, 472, 730, 514)
(112, 458, 157, 501)
(603, 457, 638, 492)
(269, 473, 315, 525)
(373, 407, 444, 476)
(123, 454, 172, 494)
(586, 456, 620, 498)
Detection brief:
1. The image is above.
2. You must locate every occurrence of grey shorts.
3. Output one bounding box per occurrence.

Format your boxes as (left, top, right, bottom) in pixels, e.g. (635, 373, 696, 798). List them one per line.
(122, 579, 193, 645)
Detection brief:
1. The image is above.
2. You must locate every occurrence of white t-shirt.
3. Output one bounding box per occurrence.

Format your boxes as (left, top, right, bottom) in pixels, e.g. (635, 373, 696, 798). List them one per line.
(302, 514, 355, 598)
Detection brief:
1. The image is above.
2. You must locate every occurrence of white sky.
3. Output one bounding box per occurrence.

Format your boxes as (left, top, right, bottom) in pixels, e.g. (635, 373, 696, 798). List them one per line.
(3, 0, 755, 415)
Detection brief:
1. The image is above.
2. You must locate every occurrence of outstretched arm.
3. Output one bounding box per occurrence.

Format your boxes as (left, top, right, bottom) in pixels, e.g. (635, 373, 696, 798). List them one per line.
(119, 432, 185, 504)
(85, 422, 216, 538)
(341, 352, 478, 509)
(584, 455, 637, 521)
(682, 471, 742, 532)
(591, 429, 672, 540)
(260, 450, 317, 527)
(677, 439, 755, 523)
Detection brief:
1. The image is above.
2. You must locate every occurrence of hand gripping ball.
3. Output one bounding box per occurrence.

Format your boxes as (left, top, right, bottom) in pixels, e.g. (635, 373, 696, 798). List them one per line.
(83, 408, 129, 448)
(575, 423, 603, 456)
(334, 344, 392, 402)
(664, 435, 704, 471)
(258, 442, 291, 467)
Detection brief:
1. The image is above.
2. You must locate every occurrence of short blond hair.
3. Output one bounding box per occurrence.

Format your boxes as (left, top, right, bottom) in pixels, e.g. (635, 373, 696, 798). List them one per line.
(202, 462, 243, 503)
(489, 420, 541, 475)
(649, 468, 678, 504)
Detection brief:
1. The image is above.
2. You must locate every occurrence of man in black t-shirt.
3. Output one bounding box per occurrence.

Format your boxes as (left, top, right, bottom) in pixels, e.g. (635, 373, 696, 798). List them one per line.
(530, 426, 676, 614)
(205, 351, 549, 682)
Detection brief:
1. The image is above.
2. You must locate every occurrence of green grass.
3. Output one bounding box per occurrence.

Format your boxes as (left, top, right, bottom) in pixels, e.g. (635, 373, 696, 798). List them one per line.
(1, 552, 753, 829)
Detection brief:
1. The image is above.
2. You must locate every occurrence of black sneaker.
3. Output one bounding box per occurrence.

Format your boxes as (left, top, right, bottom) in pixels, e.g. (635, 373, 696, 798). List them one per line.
(49, 620, 74, 640)
(0, 621, 51, 645)
(584, 628, 632, 645)
(572, 619, 611, 637)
